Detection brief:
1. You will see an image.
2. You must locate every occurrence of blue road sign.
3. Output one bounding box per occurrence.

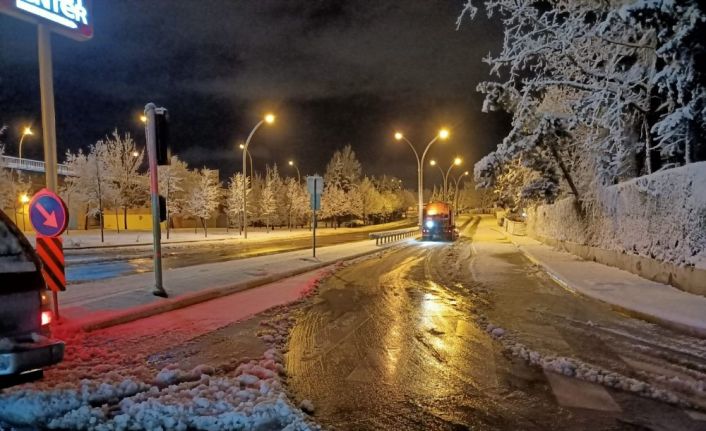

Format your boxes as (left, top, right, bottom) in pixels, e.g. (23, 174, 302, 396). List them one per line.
(29, 188, 68, 238)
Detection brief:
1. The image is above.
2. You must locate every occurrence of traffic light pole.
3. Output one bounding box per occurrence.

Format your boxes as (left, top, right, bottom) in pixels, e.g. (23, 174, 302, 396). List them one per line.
(145, 103, 167, 298)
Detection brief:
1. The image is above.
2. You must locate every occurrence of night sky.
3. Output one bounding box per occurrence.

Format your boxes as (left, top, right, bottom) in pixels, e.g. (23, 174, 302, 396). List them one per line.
(0, 1, 509, 185)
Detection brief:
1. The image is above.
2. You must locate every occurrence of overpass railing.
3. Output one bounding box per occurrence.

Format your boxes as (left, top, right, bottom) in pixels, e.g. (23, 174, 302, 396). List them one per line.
(0, 155, 73, 176)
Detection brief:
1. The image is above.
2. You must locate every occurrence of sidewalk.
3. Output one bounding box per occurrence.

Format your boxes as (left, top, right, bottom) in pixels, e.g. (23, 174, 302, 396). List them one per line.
(495, 222, 706, 337)
(57, 238, 408, 331)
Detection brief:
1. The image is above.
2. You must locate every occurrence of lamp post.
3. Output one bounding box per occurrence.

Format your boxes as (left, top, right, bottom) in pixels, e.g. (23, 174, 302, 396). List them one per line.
(394, 128, 449, 227)
(453, 171, 469, 211)
(239, 143, 254, 178)
(288, 160, 301, 183)
(19, 193, 29, 231)
(18, 126, 33, 162)
(429, 157, 462, 200)
(429, 159, 445, 197)
(242, 113, 275, 239)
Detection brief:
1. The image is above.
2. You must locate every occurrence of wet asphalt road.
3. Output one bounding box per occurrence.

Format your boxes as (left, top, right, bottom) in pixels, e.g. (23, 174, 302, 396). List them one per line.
(284, 218, 706, 430)
(65, 227, 404, 284)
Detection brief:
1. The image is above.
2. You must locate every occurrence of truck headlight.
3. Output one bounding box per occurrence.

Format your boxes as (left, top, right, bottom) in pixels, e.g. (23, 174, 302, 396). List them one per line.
(425, 220, 434, 229)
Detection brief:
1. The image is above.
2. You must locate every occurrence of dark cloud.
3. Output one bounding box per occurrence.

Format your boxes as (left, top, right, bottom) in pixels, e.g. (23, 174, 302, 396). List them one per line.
(0, 0, 508, 184)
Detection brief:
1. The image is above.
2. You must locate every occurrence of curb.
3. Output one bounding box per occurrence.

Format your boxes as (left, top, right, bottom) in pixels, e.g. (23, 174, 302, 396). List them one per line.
(63, 241, 409, 332)
(499, 230, 706, 338)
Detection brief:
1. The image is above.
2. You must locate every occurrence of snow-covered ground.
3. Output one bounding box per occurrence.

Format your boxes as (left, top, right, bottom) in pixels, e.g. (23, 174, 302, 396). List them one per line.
(0, 265, 342, 430)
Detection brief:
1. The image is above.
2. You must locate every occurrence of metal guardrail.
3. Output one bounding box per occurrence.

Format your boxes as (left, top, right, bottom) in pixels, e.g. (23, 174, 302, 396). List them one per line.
(369, 227, 419, 245)
(0, 155, 73, 176)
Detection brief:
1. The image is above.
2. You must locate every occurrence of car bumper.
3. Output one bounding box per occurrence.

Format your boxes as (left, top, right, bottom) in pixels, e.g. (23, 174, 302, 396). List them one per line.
(0, 339, 64, 376)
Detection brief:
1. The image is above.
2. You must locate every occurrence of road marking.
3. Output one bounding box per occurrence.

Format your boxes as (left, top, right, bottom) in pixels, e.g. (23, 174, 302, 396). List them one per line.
(545, 371, 622, 412)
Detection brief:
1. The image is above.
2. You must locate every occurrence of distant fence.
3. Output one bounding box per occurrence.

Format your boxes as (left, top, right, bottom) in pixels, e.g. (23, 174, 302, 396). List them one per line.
(369, 227, 419, 245)
(0, 155, 73, 176)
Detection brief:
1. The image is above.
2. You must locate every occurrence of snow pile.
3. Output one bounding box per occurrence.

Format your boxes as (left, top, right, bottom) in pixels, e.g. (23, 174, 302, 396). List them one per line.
(527, 162, 706, 268)
(477, 318, 693, 408)
(0, 344, 315, 430)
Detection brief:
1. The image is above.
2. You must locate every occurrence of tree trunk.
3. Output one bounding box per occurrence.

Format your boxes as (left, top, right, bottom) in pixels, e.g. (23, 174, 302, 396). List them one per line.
(115, 208, 120, 233)
(123, 206, 129, 230)
(643, 118, 653, 175)
(201, 217, 208, 237)
(547, 140, 580, 200)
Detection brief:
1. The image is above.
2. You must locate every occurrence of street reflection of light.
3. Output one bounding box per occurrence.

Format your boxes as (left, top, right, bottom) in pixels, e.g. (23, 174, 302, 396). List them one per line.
(422, 292, 444, 315)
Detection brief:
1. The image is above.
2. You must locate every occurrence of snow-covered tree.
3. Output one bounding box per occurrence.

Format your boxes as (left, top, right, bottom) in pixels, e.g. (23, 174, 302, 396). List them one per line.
(183, 168, 221, 237)
(0, 170, 31, 227)
(102, 130, 148, 230)
(225, 172, 250, 234)
(260, 173, 276, 231)
(355, 177, 382, 224)
(64, 142, 118, 241)
(324, 145, 362, 193)
(459, 0, 706, 208)
(158, 156, 191, 238)
(282, 177, 309, 229)
(321, 183, 347, 227)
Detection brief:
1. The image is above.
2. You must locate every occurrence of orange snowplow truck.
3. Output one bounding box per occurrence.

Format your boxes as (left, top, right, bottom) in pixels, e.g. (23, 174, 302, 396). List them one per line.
(421, 201, 457, 241)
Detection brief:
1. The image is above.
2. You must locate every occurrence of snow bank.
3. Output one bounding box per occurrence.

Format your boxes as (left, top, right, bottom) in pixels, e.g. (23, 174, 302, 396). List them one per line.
(527, 162, 706, 268)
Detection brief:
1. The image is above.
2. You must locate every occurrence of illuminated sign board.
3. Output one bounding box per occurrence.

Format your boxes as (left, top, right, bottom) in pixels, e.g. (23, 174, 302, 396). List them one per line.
(0, 0, 93, 40)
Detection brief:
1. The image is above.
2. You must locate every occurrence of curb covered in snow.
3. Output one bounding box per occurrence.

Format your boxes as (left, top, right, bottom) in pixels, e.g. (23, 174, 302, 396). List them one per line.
(64, 241, 410, 333)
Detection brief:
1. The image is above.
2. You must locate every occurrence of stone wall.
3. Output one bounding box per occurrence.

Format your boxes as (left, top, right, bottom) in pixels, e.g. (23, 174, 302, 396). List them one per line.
(526, 162, 706, 294)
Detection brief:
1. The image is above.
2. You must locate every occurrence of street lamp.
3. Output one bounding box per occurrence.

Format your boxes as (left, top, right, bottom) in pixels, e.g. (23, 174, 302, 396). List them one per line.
(394, 128, 450, 226)
(429, 157, 462, 200)
(239, 143, 254, 178)
(18, 126, 33, 161)
(140, 115, 147, 123)
(453, 170, 470, 210)
(288, 160, 301, 183)
(242, 113, 275, 239)
(19, 193, 30, 230)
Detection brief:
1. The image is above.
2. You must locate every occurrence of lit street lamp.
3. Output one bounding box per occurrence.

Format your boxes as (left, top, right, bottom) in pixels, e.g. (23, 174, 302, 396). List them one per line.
(288, 160, 301, 183)
(394, 128, 450, 226)
(239, 143, 254, 178)
(453, 171, 470, 210)
(429, 157, 462, 200)
(19, 193, 30, 230)
(242, 113, 275, 239)
(18, 126, 33, 161)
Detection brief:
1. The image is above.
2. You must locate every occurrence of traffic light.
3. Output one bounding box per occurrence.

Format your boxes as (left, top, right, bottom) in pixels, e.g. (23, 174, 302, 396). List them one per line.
(154, 108, 170, 166)
(158, 195, 167, 222)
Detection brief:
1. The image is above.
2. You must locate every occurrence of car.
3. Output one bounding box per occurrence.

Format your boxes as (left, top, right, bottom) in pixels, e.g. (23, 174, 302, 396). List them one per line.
(0, 209, 64, 387)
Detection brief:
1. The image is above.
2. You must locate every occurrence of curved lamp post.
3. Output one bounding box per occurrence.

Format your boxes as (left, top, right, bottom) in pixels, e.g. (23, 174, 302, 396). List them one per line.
(429, 157, 462, 200)
(242, 113, 275, 239)
(394, 128, 449, 226)
(239, 143, 254, 178)
(288, 160, 301, 183)
(18, 126, 33, 161)
(453, 170, 469, 210)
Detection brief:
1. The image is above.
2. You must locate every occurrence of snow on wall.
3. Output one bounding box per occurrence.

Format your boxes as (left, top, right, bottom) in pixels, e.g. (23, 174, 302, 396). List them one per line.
(527, 162, 706, 269)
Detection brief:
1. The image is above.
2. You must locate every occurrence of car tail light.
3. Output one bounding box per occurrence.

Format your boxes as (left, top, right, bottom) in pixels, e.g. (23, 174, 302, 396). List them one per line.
(41, 311, 53, 326)
(41, 291, 50, 306)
